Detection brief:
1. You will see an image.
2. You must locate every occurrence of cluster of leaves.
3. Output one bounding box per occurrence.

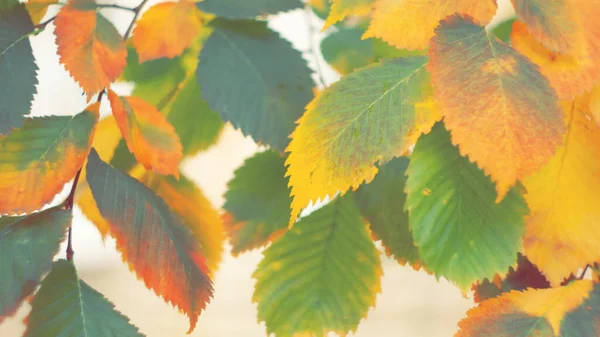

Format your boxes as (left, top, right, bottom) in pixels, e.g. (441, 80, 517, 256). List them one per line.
(1, 0, 600, 336)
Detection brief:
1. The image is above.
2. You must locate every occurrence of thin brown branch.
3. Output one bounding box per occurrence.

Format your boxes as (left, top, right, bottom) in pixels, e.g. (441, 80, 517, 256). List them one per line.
(34, 16, 56, 30)
(97, 3, 136, 12)
(123, 0, 150, 41)
(579, 265, 591, 280)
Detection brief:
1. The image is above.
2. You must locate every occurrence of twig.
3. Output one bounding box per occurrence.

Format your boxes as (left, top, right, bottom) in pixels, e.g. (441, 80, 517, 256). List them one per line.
(96, 3, 136, 12)
(123, 0, 150, 41)
(34, 16, 56, 30)
(579, 265, 591, 280)
(304, 5, 327, 88)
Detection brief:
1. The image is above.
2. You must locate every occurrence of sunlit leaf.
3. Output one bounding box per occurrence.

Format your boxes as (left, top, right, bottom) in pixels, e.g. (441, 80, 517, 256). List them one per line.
(132, 1, 201, 63)
(405, 122, 527, 290)
(324, 0, 373, 28)
(428, 15, 564, 201)
(0, 104, 98, 215)
(310, 0, 330, 20)
(197, 18, 314, 151)
(253, 195, 381, 337)
(286, 56, 440, 227)
(0, 3, 37, 134)
(491, 17, 516, 42)
(54, 0, 126, 98)
(223, 150, 291, 255)
(354, 157, 420, 267)
(25, 259, 143, 337)
(196, 0, 302, 19)
(457, 280, 600, 337)
(25, 0, 57, 23)
(363, 0, 497, 50)
(107, 89, 182, 177)
(0, 207, 70, 322)
(86, 149, 212, 332)
(523, 99, 600, 286)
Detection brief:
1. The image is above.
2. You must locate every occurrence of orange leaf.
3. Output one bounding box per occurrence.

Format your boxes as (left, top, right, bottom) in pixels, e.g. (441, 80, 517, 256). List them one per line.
(428, 15, 565, 200)
(523, 98, 600, 286)
(132, 1, 201, 63)
(107, 90, 182, 177)
(54, 0, 126, 99)
(363, 0, 497, 50)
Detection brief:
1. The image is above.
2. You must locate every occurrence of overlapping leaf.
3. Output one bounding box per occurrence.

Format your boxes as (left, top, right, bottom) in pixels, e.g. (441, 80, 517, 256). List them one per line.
(457, 280, 600, 337)
(197, 18, 314, 151)
(132, 1, 201, 63)
(354, 157, 420, 266)
(253, 195, 381, 337)
(523, 99, 600, 286)
(324, 0, 373, 28)
(285, 56, 440, 227)
(25, 260, 143, 337)
(405, 122, 527, 290)
(428, 15, 564, 201)
(492, 17, 516, 42)
(86, 149, 213, 332)
(223, 150, 291, 255)
(363, 0, 497, 50)
(196, 0, 302, 19)
(25, 0, 57, 23)
(0, 104, 98, 215)
(107, 90, 182, 177)
(54, 0, 126, 98)
(0, 3, 38, 134)
(0, 208, 70, 322)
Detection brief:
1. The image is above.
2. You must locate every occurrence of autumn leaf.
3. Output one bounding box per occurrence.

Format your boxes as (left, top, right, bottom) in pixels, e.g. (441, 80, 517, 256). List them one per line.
(223, 150, 291, 255)
(0, 3, 38, 135)
(472, 254, 550, 303)
(363, 0, 497, 50)
(511, 20, 600, 100)
(197, 18, 314, 152)
(196, 0, 302, 19)
(523, 99, 600, 286)
(142, 172, 225, 273)
(25, 260, 143, 337)
(107, 89, 182, 177)
(405, 122, 527, 290)
(25, 0, 57, 23)
(86, 149, 213, 332)
(54, 0, 126, 98)
(457, 280, 600, 336)
(428, 15, 564, 201)
(323, 0, 373, 28)
(492, 17, 516, 42)
(0, 104, 98, 215)
(310, 0, 330, 20)
(354, 157, 420, 267)
(253, 195, 381, 337)
(132, 1, 201, 63)
(0, 208, 70, 322)
(286, 56, 440, 227)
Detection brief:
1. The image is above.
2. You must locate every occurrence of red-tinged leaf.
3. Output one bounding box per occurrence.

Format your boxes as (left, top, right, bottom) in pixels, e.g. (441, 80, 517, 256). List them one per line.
(0, 103, 99, 215)
(86, 149, 213, 333)
(54, 0, 126, 98)
(107, 90, 182, 177)
(132, 1, 202, 63)
(428, 15, 565, 201)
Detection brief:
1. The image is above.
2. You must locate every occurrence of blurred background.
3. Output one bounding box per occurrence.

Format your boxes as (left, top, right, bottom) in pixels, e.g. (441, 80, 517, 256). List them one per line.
(1, 1, 515, 336)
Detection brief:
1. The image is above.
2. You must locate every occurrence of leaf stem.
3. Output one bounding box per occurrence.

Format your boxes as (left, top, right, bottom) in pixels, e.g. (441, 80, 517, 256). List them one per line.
(34, 16, 56, 30)
(578, 265, 591, 280)
(123, 0, 150, 41)
(96, 4, 136, 12)
(304, 5, 327, 88)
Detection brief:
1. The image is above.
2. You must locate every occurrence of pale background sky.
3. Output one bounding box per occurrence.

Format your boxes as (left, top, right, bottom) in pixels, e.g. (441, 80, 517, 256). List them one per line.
(1, 1, 515, 336)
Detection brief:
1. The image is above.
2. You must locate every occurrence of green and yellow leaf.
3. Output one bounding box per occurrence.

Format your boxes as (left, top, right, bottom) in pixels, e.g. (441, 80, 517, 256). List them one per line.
(0, 208, 70, 322)
(324, 0, 373, 28)
(25, 260, 143, 337)
(25, 0, 57, 23)
(405, 122, 527, 290)
(286, 56, 440, 227)
(196, 0, 302, 19)
(0, 104, 98, 215)
(223, 150, 291, 255)
(54, 0, 126, 98)
(428, 15, 564, 201)
(86, 149, 212, 332)
(253, 195, 382, 337)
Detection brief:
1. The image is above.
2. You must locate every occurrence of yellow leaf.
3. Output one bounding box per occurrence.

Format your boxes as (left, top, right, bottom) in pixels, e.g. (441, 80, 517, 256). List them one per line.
(54, 0, 127, 99)
(523, 98, 600, 286)
(363, 0, 497, 50)
(107, 90, 183, 177)
(323, 0, 373, 29)
(132, 1, 202, 63)
(25, 0, 57, 24)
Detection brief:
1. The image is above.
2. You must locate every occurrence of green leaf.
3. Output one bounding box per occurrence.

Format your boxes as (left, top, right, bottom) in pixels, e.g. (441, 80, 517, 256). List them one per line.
(0, 3, 38, 134)
(197, 18, 315, 151)
(310, 0, 330, 20)
(109, 139, 137, 172)
(223, 150, 291, 255)
(25, 259, 143, 337)
(354, 157, 420, 266)
(405, 122, 528, 289)
(0, 207, 70, 322)
(196, 0, 302, 19)
(86, 149, 213, 332)
(253, 195, 382, 337)
(491, 17, 516, 42)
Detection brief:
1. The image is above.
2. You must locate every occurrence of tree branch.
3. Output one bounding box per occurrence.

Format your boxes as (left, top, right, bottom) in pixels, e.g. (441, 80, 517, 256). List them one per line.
(578, 265, 591, 280)
(123, 0, 150, 41)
